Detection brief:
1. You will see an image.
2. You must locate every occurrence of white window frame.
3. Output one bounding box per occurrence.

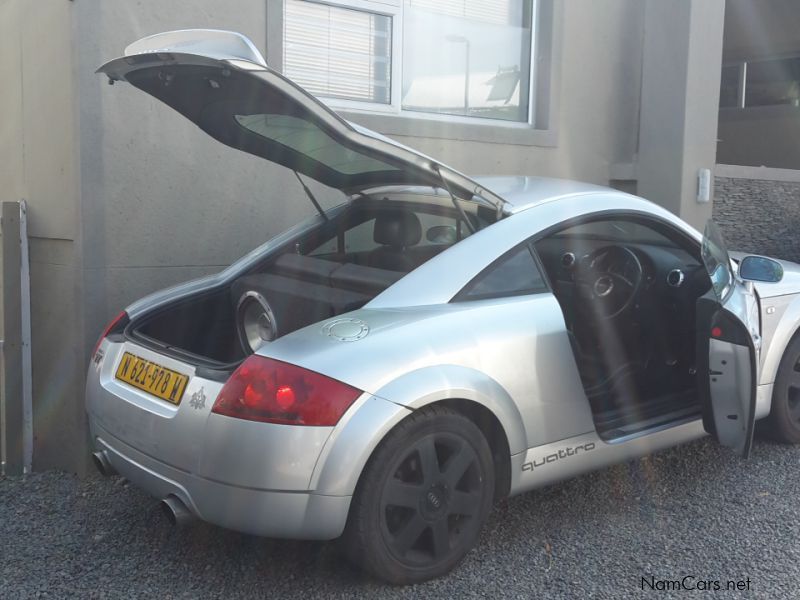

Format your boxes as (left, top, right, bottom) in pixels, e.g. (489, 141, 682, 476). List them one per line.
(280, 0, 541, 129)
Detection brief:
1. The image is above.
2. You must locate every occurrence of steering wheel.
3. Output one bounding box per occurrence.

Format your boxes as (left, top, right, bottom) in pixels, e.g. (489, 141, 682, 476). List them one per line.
(573, 245, 644, 319)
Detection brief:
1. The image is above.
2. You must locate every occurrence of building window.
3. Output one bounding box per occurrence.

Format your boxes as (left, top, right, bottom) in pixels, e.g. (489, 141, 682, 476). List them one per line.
(402, 0, 534, 122)
(720, 56, 800, 109)
(282, 0, 537, 125)
(284, 0, 392, 104)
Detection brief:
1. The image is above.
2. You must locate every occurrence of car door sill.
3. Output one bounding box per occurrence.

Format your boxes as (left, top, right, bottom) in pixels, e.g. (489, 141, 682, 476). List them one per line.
(600, 406, 702, 444)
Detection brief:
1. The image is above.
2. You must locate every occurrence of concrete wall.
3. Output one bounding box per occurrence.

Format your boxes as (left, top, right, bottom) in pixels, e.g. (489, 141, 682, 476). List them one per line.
(0, 0, 84, 472)
(714, 166, 800, 262)
(636, 0, 725, 230)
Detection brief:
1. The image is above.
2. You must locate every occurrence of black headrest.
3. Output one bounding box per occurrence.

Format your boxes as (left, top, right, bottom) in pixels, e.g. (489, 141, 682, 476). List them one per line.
(373, 210, 422, 248)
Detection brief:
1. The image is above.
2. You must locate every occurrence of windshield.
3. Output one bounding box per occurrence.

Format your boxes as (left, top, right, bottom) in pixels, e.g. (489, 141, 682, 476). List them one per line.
(701, 220, 734, 302)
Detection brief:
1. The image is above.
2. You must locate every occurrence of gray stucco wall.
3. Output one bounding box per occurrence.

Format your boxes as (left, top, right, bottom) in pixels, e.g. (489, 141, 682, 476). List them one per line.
(0, 0, 84, 472)
(714, 175, 800, 262)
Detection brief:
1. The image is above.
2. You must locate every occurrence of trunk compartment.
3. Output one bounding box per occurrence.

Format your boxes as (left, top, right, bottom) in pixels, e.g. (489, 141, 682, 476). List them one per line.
(128, 253, 404, 368)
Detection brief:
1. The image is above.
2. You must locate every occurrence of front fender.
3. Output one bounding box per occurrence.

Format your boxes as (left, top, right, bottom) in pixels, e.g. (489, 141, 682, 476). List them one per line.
(760, 293, 800, 387)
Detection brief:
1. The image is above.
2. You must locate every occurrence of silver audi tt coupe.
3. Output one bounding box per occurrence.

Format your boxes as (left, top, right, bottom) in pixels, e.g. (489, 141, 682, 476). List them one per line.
(87, 30, 800, 584)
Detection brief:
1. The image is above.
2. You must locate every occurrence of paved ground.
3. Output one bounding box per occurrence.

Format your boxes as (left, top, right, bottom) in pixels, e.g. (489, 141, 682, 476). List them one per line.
(2, 436, 799, 599)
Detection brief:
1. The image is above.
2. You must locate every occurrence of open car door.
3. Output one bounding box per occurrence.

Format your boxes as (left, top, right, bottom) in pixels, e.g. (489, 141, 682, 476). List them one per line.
(696, 221, 760, 457)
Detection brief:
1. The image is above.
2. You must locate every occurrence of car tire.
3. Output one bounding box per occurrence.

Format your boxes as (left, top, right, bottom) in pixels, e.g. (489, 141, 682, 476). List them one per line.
(762, 334, 800, 444)
(341, 405, 495, 585)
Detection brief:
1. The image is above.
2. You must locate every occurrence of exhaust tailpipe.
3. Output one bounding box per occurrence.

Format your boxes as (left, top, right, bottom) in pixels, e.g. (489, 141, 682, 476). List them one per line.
(161, 495, 194, 528)
(92, 451, 116, 477)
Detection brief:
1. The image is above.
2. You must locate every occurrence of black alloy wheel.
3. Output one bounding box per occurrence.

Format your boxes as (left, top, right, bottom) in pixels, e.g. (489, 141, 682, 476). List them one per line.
(762, 335, 800, 444)
(342, 405, 495, 584)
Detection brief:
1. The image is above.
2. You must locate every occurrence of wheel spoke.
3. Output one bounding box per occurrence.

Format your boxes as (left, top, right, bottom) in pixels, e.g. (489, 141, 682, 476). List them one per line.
(448, 490, 481, 517)
(417, 437, 440, 485)
(788, 369, 800, 388)
(430, 519, 450, 559)
(384, 479, 422, 509)
(393, 513, 427, 555)
(787, 388, 800, 418)
(443, 444, 474, 487)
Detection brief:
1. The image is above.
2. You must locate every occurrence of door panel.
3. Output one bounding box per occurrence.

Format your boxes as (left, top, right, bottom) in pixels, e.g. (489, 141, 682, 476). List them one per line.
(697, 222, 759, 457)
(708, 334, 757, 455)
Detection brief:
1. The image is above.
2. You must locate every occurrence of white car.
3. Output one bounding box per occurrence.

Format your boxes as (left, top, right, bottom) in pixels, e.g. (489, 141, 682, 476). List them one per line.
(86, 30, 800, 584)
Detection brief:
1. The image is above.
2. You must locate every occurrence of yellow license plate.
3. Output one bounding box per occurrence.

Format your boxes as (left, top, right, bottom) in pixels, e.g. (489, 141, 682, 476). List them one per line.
(115, 352, 189, 405)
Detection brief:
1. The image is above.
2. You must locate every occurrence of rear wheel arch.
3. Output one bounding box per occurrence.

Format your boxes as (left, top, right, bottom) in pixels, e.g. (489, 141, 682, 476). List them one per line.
(371, 364, 528, 455)
(340, 397, 513, 508)
(433, 398, 512, 500)
(310, 366, 524, 501)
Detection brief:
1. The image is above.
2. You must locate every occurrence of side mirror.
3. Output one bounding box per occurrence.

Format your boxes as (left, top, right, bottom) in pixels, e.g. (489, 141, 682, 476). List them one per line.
(739, 255, 784, 283)
(426, 225, 457, 244)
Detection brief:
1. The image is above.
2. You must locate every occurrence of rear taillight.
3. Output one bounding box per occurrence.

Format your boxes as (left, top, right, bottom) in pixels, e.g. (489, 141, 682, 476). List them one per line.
(92, 311, 129, 358)
(212, 355, 362, 426)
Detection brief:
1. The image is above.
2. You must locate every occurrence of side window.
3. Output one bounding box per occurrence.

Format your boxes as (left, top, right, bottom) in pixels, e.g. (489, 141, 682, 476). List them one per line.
(308, 235, 338, 256)
(307, 218, 380, 256)
(344, 218, 379, 253)
(416, 212, 467, 246)
(457, 245, 547, 301)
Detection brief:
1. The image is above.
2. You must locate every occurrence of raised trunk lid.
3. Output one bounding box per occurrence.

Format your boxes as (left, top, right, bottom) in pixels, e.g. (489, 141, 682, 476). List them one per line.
(98, 29, 506, 210)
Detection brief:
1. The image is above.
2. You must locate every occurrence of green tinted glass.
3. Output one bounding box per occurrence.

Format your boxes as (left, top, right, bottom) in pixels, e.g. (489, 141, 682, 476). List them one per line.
(235, 114, 397, 175)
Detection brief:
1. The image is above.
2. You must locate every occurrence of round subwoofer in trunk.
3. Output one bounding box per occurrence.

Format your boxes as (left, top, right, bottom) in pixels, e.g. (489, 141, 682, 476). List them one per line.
(237, 291, 278, 353)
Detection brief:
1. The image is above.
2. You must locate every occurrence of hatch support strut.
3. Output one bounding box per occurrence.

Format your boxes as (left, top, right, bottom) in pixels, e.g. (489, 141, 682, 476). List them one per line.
(293, 171, 328, 221)
(434, 165, 475, 235)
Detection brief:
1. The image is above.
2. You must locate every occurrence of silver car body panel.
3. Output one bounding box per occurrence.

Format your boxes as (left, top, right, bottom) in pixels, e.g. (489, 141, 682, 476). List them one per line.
(758, 292, 800, 387)
(87, 338, 409, 539)
(514, 421, 707, 490)
(87, 29, 800, 541)
(729, 252, 800, 388)
(86, 184, 800, 537)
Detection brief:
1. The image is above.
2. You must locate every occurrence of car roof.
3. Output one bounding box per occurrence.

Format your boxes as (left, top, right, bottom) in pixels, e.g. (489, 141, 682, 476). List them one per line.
(361, 176, 626, 215)
(473, 176, 620, 213)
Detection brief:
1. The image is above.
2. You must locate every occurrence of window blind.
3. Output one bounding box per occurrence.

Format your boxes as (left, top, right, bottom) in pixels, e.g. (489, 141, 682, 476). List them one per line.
(284, 0, 392, 104)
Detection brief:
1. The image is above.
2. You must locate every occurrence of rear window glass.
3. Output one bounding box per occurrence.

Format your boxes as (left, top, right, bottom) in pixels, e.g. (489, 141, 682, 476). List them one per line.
(459, 245, 547, 300)
(235, 114, 397, 175)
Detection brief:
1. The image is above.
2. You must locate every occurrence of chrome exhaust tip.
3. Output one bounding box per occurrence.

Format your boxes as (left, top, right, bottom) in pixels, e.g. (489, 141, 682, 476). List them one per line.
(91, 451, 116, 477)
(160, 495, 194, 528)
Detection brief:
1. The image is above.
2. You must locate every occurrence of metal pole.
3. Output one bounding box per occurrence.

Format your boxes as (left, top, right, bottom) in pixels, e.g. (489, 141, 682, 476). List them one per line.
(1, 202, 25, 475)
(19, 200, 32, 472)
(464, 41, 470, 114)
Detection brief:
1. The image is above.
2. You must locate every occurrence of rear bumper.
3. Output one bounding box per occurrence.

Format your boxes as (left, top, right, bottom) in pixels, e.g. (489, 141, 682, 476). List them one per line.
(90, 419, 351, 540)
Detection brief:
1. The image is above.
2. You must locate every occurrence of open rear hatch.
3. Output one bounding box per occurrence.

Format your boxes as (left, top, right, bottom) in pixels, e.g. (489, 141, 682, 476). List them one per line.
(97, 29, 506, 209)
(98, 30, 509, 371)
